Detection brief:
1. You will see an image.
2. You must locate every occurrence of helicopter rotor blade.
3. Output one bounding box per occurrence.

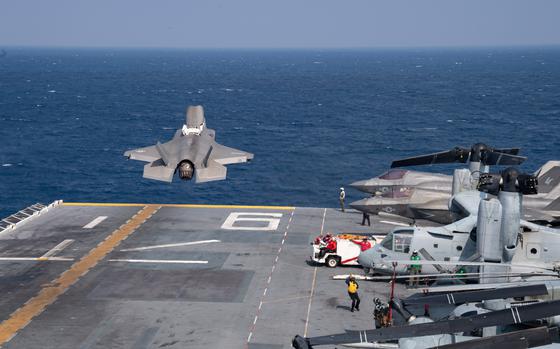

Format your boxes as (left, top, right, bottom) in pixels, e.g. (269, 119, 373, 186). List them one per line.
(307, 299, 560, 346)
(391, 147, 470, 168)
(493, 148, 521, 155)
(482, 151, 527, 166)
(404, 284, 549, 306)
(430, 326, 558, 349)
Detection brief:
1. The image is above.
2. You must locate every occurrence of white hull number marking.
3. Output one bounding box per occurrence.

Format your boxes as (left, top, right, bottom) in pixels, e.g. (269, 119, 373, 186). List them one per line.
(221, 212, 283, 231)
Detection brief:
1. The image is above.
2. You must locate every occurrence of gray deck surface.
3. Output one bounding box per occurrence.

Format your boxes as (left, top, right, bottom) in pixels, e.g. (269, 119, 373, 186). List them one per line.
(0, 203, 420, 349)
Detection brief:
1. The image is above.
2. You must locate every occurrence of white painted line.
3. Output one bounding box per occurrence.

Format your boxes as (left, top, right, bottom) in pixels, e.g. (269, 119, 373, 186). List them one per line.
(253, 316, 258, 325)
(263, 288, 268, 296)
(120, 239, 220, 252)
(275, 256, 279, 263)
(304, 266, 318, 337)
(247, 332, 253, 342)
(267, 276, 272, 284)
(83, 216, 108, 229)
(320, 208, 327, 234)
(271, 265, 275, 273)
(380, 220, 409, 227)
(41, 239, 74, 258)
(281, 238, 285, 245)
(108, 259, 208, 264)
(258, 301, 263, 310)
(0, 257, 74, 262)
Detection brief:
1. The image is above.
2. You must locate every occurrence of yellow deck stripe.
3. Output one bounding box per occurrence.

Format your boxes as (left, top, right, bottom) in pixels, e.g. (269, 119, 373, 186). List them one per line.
(62, 202, 295, 210)
(0, 205, 160, 344)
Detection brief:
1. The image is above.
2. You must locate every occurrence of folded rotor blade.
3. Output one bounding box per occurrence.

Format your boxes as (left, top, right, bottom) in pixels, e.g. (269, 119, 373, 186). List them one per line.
(431, 326, 558, 349)
(307, 299, 560, 346)
(482, 151, 527, 166)
(493, 148, 521, 155)
(404, 284, 549, 306)
(391, 147, 469, 168)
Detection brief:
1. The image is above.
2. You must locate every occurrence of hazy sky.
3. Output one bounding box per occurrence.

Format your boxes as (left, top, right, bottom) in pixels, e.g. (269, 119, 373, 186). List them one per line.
(1, 0, 560, 48)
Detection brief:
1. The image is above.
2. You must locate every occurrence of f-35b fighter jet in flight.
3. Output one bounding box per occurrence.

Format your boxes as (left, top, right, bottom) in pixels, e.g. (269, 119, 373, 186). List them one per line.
(124, 105, 253, 183)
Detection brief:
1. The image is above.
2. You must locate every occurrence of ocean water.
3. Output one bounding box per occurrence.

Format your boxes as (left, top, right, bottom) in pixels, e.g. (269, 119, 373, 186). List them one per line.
(1, 47, 559, 218)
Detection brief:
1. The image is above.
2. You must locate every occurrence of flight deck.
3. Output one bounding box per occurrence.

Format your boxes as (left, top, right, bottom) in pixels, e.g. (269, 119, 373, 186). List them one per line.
(0, 202, 417, 349)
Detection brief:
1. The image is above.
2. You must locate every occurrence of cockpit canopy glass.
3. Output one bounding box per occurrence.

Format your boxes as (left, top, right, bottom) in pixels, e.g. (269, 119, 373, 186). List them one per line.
(381, 230, 413, 253)
(379, 169, 408, 180)
(379, 186, 413, 198)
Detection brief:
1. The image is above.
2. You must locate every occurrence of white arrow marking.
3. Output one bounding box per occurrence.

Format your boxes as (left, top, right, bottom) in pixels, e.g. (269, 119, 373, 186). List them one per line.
(380, 220, 409, 227)
(41, 239, 74, 258)
(0, 257, 74, 262)
(83, 216, 108, 229)
(120, 239, 220, 252)
(108, 259, 208, 264)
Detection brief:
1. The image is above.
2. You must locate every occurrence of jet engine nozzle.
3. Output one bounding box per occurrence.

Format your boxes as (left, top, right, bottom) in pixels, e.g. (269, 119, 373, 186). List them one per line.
(178, 161, 194, 180)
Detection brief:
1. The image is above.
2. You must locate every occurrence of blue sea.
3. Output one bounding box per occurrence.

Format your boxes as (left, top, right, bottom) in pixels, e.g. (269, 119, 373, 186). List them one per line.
(1, 47, 559, 218)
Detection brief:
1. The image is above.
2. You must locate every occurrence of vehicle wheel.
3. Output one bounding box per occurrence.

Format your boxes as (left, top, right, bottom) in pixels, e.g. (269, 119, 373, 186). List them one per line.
(325, 256, 339, 268)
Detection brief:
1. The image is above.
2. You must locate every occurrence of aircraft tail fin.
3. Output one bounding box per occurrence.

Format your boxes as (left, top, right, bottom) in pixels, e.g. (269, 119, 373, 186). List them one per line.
(535, 161, 560, 195)
(155, 141, 174, 167)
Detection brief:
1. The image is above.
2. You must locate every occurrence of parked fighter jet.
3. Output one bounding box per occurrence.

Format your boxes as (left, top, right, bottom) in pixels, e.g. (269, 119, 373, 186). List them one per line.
(350, 169, 452, 196)
(350, 144, 560, 225)
(124, 105, 253, 183)
(349, 141, 522, 197)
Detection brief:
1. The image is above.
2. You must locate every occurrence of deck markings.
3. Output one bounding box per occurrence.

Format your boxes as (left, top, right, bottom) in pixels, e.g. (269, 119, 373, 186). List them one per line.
(304, 208, 326, 337)
(0, 205, 160, 345)
(303, 266, 317, 337)
(120, 239, 220, 252)
(380, 220, 409, 227)
(108, 259, 208, 264)
(247, 209, 295, 345)
(83, 216, 108, 229)
(40, 239, 74, 259)
(0, 257, 73, 262)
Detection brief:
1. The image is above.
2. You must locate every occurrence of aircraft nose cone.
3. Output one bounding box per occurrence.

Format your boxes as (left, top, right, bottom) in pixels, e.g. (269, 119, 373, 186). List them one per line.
(357, 250, 374, 269)
(349, 198, 376, 214)
(350, 180, 374, 194)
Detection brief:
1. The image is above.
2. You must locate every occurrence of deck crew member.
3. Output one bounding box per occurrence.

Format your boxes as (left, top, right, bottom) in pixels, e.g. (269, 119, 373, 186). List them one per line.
(346, 275, 360, 312)
(408, 250, 422, 287)
(318, 234, 337, 259)
(339, 187, 346, 212)
(373, 298, 390, 328)
(361, 212, 371, 226)
(352, 237, 371, 251)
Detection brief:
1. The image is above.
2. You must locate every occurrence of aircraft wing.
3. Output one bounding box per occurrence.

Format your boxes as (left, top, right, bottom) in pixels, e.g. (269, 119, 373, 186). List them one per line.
(210, 143, 253, 165)
(124, 143, 177, 182)
(124, 145, 161, 163)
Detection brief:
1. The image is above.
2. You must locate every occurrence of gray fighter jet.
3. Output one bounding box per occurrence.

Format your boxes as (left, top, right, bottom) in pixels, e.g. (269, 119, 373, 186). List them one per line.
(350, 168, 452, 196)
(124, 105, 253, 183)
(350, 145, 560, 225)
